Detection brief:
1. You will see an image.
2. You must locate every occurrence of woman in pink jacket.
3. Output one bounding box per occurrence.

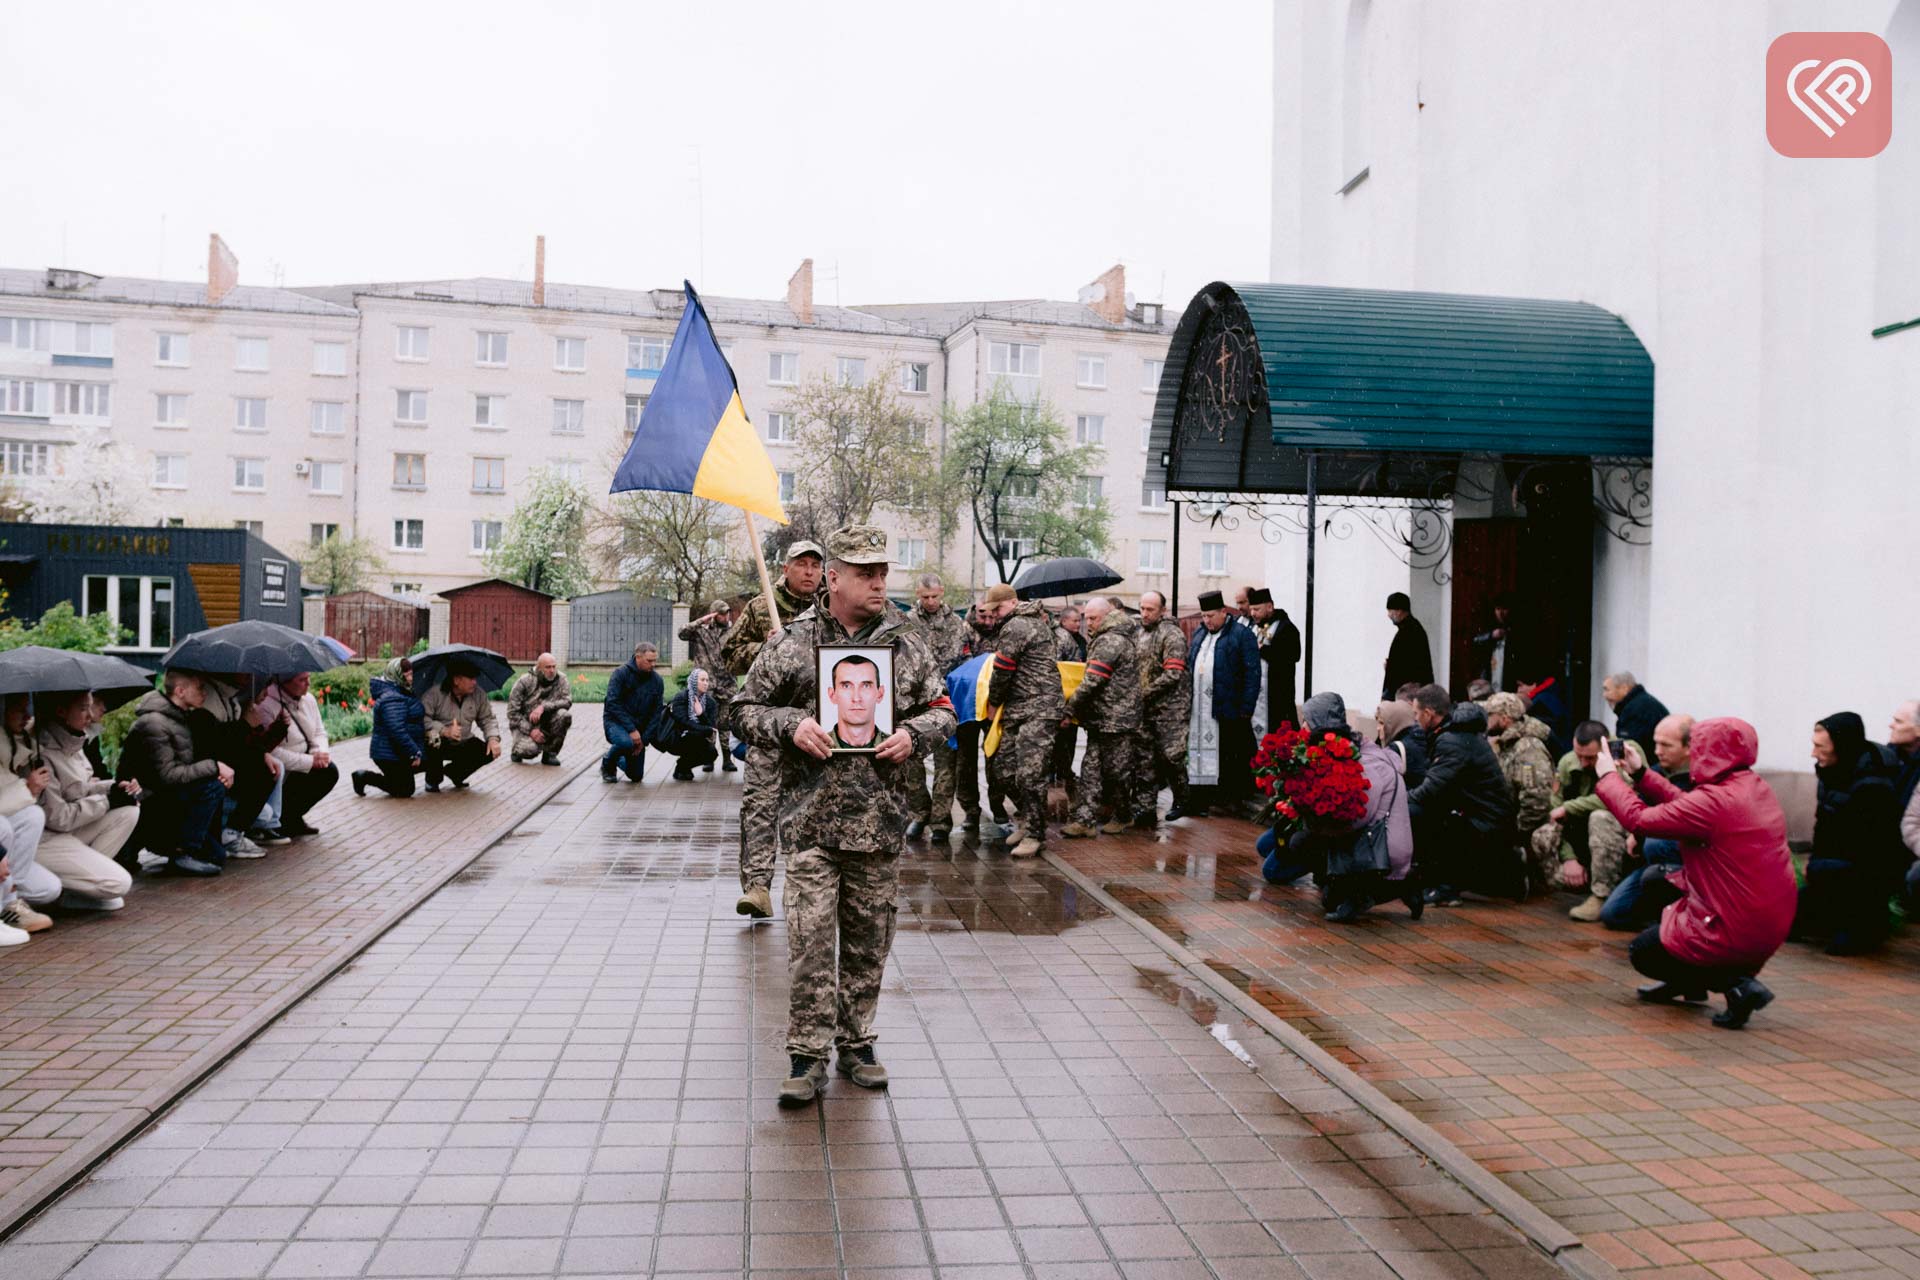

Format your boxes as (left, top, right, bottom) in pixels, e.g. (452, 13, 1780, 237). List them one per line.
(1594, 718, 1796, 1030)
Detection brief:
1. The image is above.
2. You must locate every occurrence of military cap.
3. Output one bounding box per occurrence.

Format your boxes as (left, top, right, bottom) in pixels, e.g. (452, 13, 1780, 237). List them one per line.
(708, 599, 730, 615)
(1197, 589, 1226, 611)
(784, 540, 825, 563)
(1485, 691, 1530, 720)
(824, 525, 889, 565)
(983, 583, 1017, 604)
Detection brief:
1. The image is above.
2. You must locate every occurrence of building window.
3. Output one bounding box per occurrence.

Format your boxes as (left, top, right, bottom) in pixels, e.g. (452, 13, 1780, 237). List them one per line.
(764, 411, 791, 443)
(392, 453, 426, 488)
(473, 393, 505, 429)
(1004, 473, 1039, 499)
(82, 574, 173, 652)
(1, 379, 44, 416)
(836, 356, 867, 386)
(312, 341, 348, 376)
(768, 352, 798, 385)
(471, 519, 504, 554)
(907, 418, 929, 446)
(1141, 420, 1152, 454)
(625, 393, 647, 432)
(475, 330, 508, 366)
(1200, 542, 1227, 575)
(396, 389, 427, 424)
(161, 517, 185, 528)
(233, 520, 264, 537)
(1142, 358, 1164, 392)
(232, 457, 266, 491)
(778, 470, 796, 504)
(1073, 475, 1104, 508)
(554, 336, 586, 370)
(156, 332, 190, 366)
(2, 318, 47, 351)
(310, 401, 346, 435)
(310, 461, 344, 495)
(1139, 539, 1168, 572)
(551, 398, 585, 435)
(151, 452, 187, 489)
(898, 538, 926, 569)
(235, 336, 269, 371)
(1141, 482, 1167, 511)
(1076, 354, 1108, 388)
(390, 581, 424, 599)
(996, 534, 1035, 563)
(472, 457, 505, 492)
(0, 440, 49, 478)
(392, 519, 425, 551)
(59, 321, 113, 357)
(155, 393, 188, 428)
(54, 382, 110, 418)
(627, 336, 668, 373)
(989, 341, 1041, 378)
(899, 362, 930, 394)
(1075, 414, 1105, 446)
(309, 522, 340, 546)
(553, 459, 584, 485)
(396, 326, 429, 360)
(234, 397, 268, 431)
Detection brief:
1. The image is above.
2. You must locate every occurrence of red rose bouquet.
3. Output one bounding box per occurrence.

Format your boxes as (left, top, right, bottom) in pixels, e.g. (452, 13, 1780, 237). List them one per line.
(1252, 722, 1371, 841)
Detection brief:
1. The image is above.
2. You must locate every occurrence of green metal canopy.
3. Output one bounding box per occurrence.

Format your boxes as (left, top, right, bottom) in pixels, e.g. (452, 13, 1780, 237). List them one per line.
(1150, 281, 1653, 498)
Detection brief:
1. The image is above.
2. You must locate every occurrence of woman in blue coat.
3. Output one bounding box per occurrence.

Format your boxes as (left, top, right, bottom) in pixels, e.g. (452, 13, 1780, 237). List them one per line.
(353, 657, 427, 798)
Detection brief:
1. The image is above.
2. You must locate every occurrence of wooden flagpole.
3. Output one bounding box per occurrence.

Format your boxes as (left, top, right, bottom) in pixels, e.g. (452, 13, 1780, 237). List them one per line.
(743, 510, 782, 637)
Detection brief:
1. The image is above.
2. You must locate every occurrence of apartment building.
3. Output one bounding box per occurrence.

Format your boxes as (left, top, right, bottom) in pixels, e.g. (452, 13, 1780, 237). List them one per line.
(0, 255, 1268, 607)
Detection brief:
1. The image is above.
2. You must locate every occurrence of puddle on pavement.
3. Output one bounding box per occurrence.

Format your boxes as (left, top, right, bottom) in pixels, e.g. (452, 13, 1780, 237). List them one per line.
(1203, 959, 1322, 1023)
(894, 857, 1108, 935)
(1134, 967, 1261, 1070)
(1099, 882, 1191, 947)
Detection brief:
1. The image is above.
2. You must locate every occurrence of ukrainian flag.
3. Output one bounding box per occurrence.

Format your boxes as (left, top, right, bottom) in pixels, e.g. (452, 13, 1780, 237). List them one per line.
(611, 281, 787, 523)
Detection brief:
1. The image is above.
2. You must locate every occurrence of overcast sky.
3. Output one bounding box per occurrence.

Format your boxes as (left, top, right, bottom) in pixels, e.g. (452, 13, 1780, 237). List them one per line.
(2, 0, 1272, 309)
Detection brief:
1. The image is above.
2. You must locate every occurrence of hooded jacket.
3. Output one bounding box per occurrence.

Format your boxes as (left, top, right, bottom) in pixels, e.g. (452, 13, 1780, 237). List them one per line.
(1066, 608, 1142, 732)
(369, 662, 427, 764)
(1811, 712, 1904, 872)
(1596, 717, 1796, 971)
(991, 601, 1067, 727)
(0, 710, 38, 817)
(1186, 619, 1261, 722)
(37, 719, 115, 832)
(1408, 702, 1514, 834)
(1493, 716, 1557, 836)
(117, 690, 220, 790)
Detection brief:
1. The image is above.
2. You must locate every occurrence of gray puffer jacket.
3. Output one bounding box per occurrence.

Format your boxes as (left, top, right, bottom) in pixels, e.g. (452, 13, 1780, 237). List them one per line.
(117, 690, 220, 790)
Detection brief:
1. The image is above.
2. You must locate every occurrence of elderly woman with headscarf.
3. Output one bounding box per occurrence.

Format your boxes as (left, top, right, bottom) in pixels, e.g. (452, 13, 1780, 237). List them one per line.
(1375, 699, 1429, 790)
(666, 668, 722, 782)
(1260, 693, 1419, 923)
(353, 658, 427, 799)
(1792, 711, 1906, 955)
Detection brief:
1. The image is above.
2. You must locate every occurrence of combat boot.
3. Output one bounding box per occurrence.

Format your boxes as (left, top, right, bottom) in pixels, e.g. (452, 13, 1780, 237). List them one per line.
(928, 825, 951, 841)
(835, 1045, 889, 1089)
(1098, 819, 1128, 835)
(1061, 822, 1097, 838)
(905, 820, 925, 839)
(1568, 894, 1606, 923)
(779, 1055, 827, 1106)
(1010, 835, 1043, 858)
(736, 885, 773, 919)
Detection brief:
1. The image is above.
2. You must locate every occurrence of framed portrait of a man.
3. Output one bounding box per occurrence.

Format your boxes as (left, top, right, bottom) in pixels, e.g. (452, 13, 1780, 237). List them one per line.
(817, 644, 894, 753)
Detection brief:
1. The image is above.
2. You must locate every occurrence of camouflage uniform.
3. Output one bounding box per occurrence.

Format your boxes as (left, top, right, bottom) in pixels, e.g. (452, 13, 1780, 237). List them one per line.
(1530, 748, 1631, 895)
(1066, 609, 1142, 826)
(907, 602, 969, 828)
(731, 533, 956, 1061)
(505, 669, 573, 761)
(1132, 617, 1191, 816)
(722, 577, 818, 891)
(678, 611, 735, 755)
(987, 601, 1067, 843)
(1490, 712, 1557, 880)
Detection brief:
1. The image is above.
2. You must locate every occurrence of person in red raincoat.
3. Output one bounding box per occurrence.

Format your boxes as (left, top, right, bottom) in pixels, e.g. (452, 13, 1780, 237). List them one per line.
(1593, 717, 1796, 1029)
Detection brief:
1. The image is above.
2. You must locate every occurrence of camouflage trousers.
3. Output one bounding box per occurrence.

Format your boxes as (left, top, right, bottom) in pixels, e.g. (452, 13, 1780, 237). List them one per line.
(1071, 729, 1136, 826)
(509, 709, 572, 761)
(993, 718, 1054, 841)
(909, 740, 958, 827)
(739, 745, 782, 891)
(784, 845, 899, 1059)
(1132, 713, 1189, 816)
(1528, 810, 1629, 896)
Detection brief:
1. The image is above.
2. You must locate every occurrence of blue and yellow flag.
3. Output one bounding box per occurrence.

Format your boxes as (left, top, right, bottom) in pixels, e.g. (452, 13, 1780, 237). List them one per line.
(611, 281, 787, 523)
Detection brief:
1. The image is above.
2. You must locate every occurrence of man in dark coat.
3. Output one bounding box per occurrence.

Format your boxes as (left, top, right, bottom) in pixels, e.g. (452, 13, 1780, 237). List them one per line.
(1184, 590, 1261, 817)
(1602, 672, 1670, 764)
(1472, 592, 1531, 693)
(115, 672, 230, 876)
(1407, 685, 1519, 905)
(1247, 587, 1301, 734)
(601, 642, 665, 784)
(1381, 592, 1434, 699)
(1793, 711, 1907, 954)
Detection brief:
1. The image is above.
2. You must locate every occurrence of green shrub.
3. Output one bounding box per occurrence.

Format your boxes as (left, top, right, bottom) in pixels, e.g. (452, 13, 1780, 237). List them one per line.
(311, 663, 372, 708)
(321, 706, 372, 741)
(0, 601, 124, 653)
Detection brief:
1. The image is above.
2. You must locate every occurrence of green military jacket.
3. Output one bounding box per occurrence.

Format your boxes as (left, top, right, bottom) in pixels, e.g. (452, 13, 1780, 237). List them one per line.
(1135, 617, 1192, 726)
(1066, 609, 1143, 733)
(910, 603, 970, 674)
(990, 601, 1066, 728)
(1494, 716, 1557, 834)
(720, 579, 816, 678)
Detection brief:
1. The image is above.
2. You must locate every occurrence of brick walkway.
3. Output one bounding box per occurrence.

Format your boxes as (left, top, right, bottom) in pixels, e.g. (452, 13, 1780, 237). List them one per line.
(0, 768, 1563, 1280)
(0, 708, 605, 1231)
(1050, 820, 1920, 1280)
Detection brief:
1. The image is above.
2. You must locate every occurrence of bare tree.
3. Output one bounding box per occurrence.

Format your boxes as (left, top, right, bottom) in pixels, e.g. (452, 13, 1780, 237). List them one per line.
(299, 534, 388, 596)
(597, 489, 740, 604)
(942, 387, 1109, 584)
(780, 360, 938, 541)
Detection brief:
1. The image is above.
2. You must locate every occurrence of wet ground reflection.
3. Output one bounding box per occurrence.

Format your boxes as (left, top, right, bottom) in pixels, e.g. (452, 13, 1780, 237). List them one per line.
(1134, 966, 1262, 1071)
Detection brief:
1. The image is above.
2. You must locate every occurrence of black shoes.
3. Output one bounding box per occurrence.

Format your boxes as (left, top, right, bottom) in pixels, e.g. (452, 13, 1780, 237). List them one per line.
(1162, 805, 1187, 822)
(1636, 982, 1708, 1005)
(1423, 885, 1463, 907)
(541, 752, 561, 766)
(1713, 978, 1774, 1030)
(722, 761, 738, 773)
(282, 819, 319, 837)
(600, 768, 617, 783)
(351, 771, 369, 797)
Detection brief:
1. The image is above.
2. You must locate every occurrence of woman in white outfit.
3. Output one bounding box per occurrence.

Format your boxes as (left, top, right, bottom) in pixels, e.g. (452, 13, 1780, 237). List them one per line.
(0, 693, 56, 933)
(36, 691, 139, 906)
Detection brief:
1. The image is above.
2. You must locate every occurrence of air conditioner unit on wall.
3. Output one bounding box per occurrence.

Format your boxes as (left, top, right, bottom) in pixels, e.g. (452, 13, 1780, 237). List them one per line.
(292, 460, 311, 476)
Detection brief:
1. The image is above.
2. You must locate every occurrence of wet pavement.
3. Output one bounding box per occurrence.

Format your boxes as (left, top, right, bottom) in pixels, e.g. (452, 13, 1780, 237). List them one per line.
(1051, 819, 1920, 1280)
(0, 767, 1561, 1280)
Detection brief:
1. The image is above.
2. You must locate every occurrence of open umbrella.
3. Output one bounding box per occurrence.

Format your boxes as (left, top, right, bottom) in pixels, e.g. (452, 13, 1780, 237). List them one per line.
(0, 646, 157, 709)
(1011, 556, 1123, 601)
(318, 636, 356, 665)
(408, 643, 513, 694)
(161, 620, 342, 678)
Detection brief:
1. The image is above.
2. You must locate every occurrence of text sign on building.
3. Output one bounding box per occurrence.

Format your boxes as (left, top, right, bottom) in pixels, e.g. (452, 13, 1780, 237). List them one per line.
(1767, 32, 1893, 158)
(262, 559, 289, 606)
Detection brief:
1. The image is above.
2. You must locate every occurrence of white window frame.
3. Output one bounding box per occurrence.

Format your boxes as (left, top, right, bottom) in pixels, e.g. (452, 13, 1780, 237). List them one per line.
(2, 318, 48, 351)
(836, 356, 867, 387)
(390, 581, 425, 599)
(310, 460, 344, 495)
(553, 458, 585, 485)
(777, 470, 797, 504)
(312, 340, 348, 376)
(471, 456, 506, 493)
(155, 393, 188, 429)
(82, 574, 174, 653)
(310, 401, 346, 435)
(988, 341, 1041, 378)
(1074, 475, 1104, 509)
(1141, 482, 1167, 512)
(395, 325, 429, 361)
(473, 393, 506, 430)
(898, 538, 927, 569)
(628, 335, 668, 371)
(475, 330, 509, 367)
(233, 520, 264, 537)
(764, 411, 791, 443)
(0, 439, 50, 477)
(1139, 539, 1168, 573)
(234, 396, 268, 432)
(235, 336, 269, 372)
(1200, 542, 1228, 576)
(551, 398, 585, 435)
(1, 379, 46, 416)
(392, 453, 426, 489)
(900, 362, 930, 394)
(396, 389, 427, 424)
(58, 321, 113, 358)
(1141, 420, 1152, 454)
(470, 518, 504, 555)
(1142, 358, 1164, 392)
(1076, 353, 1108, 389)
(232, 456, 267, 492)
(392, 518, 425, 552)
(624, 393, 646, 432)
(156, 332, 190, 367)
(554, 336, 586, 371)
(54, 381, 111, 419)
(309, 522, 340, 546)
(151, 452, 187, 489)
(768, 352, 798, 386)
(1075, 414, 1105, 446)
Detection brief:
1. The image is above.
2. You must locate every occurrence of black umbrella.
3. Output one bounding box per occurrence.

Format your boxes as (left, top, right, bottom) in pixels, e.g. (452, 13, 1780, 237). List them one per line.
(0, 646, 157, 709)
(408, 643, 514, 694)
(161, 620, 342, 678)
(1011, 556, 1123, 601)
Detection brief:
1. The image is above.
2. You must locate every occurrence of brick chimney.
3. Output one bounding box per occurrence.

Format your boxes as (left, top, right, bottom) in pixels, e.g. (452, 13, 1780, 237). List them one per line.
(1079, 263, 1127, 325)
(786, 258, 814, 324)
(533, 235, 546, 307)
(207, 234, 239, 304)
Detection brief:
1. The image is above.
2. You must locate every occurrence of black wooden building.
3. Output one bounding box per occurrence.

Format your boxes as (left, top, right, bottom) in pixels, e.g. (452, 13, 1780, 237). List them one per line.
(0, 523, 303, 657)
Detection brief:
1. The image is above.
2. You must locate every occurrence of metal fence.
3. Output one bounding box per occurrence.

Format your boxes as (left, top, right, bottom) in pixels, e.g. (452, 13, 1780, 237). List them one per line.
(568, 590, 673, 664)
(325, 592, 428, 659)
